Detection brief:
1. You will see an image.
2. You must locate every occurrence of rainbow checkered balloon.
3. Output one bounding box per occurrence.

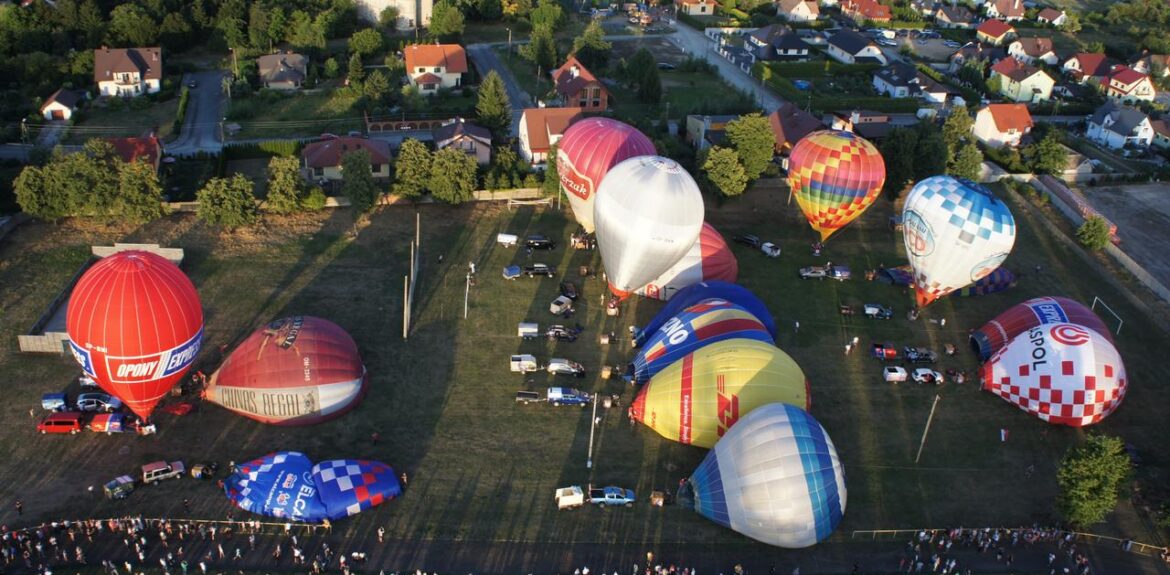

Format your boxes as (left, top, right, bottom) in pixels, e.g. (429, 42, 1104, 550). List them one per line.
(787, 130, 886, 241)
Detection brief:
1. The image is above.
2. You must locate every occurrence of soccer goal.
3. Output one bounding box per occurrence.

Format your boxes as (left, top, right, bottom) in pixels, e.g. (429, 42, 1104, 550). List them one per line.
(1091, 296, 1124, 336)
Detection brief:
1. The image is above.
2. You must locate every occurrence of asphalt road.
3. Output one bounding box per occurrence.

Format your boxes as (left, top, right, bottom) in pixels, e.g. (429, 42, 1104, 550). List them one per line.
(466, 44, 532, 137)
(168, 70, 228, 156)
(669, 24, 785, 111)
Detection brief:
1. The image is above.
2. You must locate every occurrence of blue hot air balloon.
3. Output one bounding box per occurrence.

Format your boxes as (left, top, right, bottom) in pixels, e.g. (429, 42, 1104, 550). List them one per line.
(636, 281, 777, 347)
(630, 299, 774, 385)
(224, 451, 401, 522)
(689, 403, 846, 548)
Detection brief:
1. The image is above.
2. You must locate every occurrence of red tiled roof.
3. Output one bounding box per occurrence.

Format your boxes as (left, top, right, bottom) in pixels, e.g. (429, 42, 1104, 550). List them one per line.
(107, 136, 161, 169)
(414, 72, 442, 84)
(977, 19, 1015, 39)
(1109, 65, 1147, 87)
(1067, 53, 1110, 77)
(991, 56, 1040, 81)
(843, 0, 891, 20)
(1013, 37, 1053, 58)
(1038, 7, 1063, 21)
(992, 0, 1025, 18)
(404, 44, 468, 74)
(521, 107, 584, 153)
(983, 103, 1033, 133)
(94, 47, 162, 83)
(1150, 118, 1170, 138)
(768, 102, 823, 153)
(301, 136, 392, 169)
(552, 56, 604, 99)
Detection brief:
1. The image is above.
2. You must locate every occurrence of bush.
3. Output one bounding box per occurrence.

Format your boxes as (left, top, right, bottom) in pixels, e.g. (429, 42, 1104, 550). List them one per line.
(223, 140, 304, 160)
(302, 188, 328, 210)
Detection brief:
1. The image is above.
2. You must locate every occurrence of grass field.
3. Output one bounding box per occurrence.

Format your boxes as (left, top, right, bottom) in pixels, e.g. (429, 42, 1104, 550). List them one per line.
(61, 98, 180, 144)
(226, 90, 365, 140)
(0, 181, 1168, 558)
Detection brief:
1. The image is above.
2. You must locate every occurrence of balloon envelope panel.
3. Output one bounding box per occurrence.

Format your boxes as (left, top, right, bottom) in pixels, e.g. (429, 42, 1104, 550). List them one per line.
(66, 250, 204, 420)
(632, 299, 773, 384)
(970, 296, 1113, 361)
(637, 281, 778, 346)
(981, 323, 1126, 426)
(787, 130, 886, 241)
(636, 223, 738, 301)
(953, 267, 1016, 298)
(630, 339, 809, 448)
(224, 452, 400, 522)
(557, 118, 656, 233)
(690, 403, 846, 548)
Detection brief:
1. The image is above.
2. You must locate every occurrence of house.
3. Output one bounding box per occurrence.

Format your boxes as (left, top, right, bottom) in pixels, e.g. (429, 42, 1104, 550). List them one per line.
(519, 107, 583, 165)
(404, 44, 467, 94)
(1149, 119, 1170, 150)
(551, 56, 609, 112)
(1131, 52, 1170, 78)
(686, 114, 738, 150)
(433, 118, 492, 166)
(747, 24, 789, 60)
(934, 5, 976, 29)
(1062, 53, 1115, 84)
(990, 57, 1054, 102)
(971, 104, 1033, 148)
(1036, 7, 1067, 26)
(354, 0, 434, 29)
(975, 19, 1016, 46)
(1058, 146, 1096, 182)
(948, 42, 1005, 73)
(41, 88, 81, 121)
(301, 136, 393, 182)
(771, 33, 813, 61)
(985, 0, 1025, 21)
(108, 136, 163, 171)
(872, 62, 922, 98)
(826, 30, 888, 65)
(1007, 37, 1057, 66)
(1086, 101, 1153, 149)
(257, 52, 308, 90)
(676, 0, 713, 15)
(768, 102, 823, 154)
(828, 109, 893, 140)
(776, 0, 819, 22)
(1104, 65, 1155, 104)
(919, 75, 957, 105)
(841, 0, 891, 23)
(94, 47, 162, 97)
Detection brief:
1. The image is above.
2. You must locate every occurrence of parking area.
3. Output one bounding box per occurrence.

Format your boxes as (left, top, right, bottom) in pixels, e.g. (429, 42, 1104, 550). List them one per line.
(1080, 182, 1170, 287)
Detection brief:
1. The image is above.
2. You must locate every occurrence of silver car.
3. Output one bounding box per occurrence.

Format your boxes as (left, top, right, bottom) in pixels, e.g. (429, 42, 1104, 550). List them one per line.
(76, 392, 123, 412)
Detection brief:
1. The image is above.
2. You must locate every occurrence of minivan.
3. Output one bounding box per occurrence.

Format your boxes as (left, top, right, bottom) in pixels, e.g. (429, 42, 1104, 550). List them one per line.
(38, 412, 83, 434)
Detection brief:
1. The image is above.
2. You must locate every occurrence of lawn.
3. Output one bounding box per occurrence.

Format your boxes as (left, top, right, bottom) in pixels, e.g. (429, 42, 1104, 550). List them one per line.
(756, 61, 922, 114)
(610, 70, 758, 119)
(63, 98, 181, 145)
(226, 89, 365, 140)
(162, 158, 221, 202)
(1, 180, 1169, 567)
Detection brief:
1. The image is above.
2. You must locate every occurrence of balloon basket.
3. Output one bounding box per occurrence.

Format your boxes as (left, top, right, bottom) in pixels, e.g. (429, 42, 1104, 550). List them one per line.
(601, 366, 613, 380)
(606, 306, 620, 317)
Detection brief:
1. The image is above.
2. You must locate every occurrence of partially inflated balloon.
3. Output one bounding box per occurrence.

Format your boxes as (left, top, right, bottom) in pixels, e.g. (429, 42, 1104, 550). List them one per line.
(630, 339, 809, 448)
(637, 281, 778, 347)
(594, 156, 705, 297)
(557, 118, 656, 233)
(631, 299, 773, 385)
(981, 323, 1126, 426)
(67, 251, 203, 420)
(903, 176, 1016, 308)
(788, 130, 886, 241)
(224, 451, 401, 522)
(634, 223, 738, 301)
(689, 403, 846, 548)
(970, 296, 1113, 361)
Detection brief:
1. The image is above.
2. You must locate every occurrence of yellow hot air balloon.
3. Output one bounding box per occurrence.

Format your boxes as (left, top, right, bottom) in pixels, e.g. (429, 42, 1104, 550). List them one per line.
(629, 339, 809, 448)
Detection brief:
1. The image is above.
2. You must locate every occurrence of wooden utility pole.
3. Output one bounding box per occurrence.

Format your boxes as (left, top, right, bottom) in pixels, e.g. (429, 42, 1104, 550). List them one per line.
(915, 395, 942, 464)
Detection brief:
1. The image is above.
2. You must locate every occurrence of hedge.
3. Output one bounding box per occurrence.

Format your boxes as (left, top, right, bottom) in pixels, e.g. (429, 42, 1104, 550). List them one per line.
(223, 140, 305, 160)
(172, 87, 190, 136)
(756, 60, 881, 78)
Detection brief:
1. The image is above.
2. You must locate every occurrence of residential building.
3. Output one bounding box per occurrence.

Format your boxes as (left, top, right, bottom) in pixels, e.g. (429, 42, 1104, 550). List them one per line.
(1150, 118, 1170, 150)
(985, 0, 1025, 21)
(1058, 146, 1096, 182)
(519, 107, 583, 165)
(768, 102, 823, 154)
(301, 136, 393, 182)
(551, 56, 609, 112)
(354, 0, 434, 29)
(1061, 53, 1115, 84)
(1036, 7, 1067, 26)
(108, 136, 163, 171)
(1086, 101, 1153, 149)
(1131, 52, 1170, 78)
(971, 103, 1033, 148)
(677, 0, 713, 15)
(975, 19, 1016, 46)
(433, 118, 492, 165)
(934, 5, 976, 28)
(872, 62, 921, 98)
(948, 42, 1005, 73)
(41, 88, 81, 121)
(686, 114, 738, 150)
(776, 0, 819, 22)
(990, 57, 1054, 102)
(841, 0, 891, 22)
(94, 47, 162, 97)
(828, 109, 893, 140)
(1007, 37, 1057, 66)
(404, 44, 467, 94)
(772, 33, 813, 60)
(257, 52, 308, 90)
(826, 30, 888, 65)
(747, 24, 789, 60)
(1104, 65, 1155, 104)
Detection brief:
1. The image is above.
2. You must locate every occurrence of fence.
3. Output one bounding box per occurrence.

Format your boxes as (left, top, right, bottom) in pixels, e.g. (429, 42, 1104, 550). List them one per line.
(851, 529, 1168, 557)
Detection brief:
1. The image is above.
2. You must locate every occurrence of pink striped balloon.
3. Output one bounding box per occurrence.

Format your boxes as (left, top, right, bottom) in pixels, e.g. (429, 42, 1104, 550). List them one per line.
(556, 118, 655, 233)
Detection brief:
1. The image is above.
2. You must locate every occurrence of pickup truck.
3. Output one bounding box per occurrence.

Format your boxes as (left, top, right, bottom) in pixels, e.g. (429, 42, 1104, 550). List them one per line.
(548, 387, 591, 407)
(555, 485, 585, 510)
(588, 486, 635, 507)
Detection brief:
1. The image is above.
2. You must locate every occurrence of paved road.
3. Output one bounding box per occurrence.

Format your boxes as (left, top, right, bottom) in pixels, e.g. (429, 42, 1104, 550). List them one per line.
(168, 70, 228, 156)
(667, 25, 785, 111)
(466, 44, 532, 137)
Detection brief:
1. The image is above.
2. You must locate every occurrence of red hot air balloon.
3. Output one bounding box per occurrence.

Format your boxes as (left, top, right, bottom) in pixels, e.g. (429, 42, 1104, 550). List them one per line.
(204, 316, 368, 425)
(635, 223, 738, 301)
(970, 296, 1114, 361)
(67, 251, 203, 420)
(556, 118, 656, 234)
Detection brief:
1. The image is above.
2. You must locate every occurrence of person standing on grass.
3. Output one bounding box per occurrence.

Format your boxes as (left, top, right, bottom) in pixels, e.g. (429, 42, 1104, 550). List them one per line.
(377, 526, 385, 544)
(14, 500, 22, 516)
(793, 321, 800, 333)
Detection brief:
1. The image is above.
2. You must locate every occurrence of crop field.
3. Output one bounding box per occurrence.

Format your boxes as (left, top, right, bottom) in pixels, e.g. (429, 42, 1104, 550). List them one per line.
(0, 183, 1168, 569)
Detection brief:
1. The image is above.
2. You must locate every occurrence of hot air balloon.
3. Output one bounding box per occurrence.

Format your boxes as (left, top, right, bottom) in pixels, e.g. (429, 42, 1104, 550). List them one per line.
(981, 323, 1126, 426)
(689, 403, 846, 548)
(66, 251, 203, 420)
(636, 281, 777, 347)
(635, 223, 738, 301)
(787, 130, 886, 241)
(204, 316, 367, 425)
(902, 176, 1016, 308)
(631, 299, 773, 385)
(594, 155, 705, 297)
(971, 296, 1115, 361)
(224, 451, 401, 522)
(557, 118, 656, 233)
(953, 267, 1016, 298)
(629, 339, 809, 448)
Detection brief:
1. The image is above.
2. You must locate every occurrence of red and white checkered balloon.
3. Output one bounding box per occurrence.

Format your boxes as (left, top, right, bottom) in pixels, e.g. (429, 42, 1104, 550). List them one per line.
(981, 323, 1126, 427)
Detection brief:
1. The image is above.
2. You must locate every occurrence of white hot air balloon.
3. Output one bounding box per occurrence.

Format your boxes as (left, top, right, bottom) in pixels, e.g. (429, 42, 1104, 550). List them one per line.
(688, 403, 846, 548)
(594, 155, 705, 297)
(902, 176, 1016, 308)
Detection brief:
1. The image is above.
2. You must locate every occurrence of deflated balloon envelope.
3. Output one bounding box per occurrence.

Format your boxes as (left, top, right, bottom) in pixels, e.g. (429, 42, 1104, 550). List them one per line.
(224, 451, 401, 522)
(631, 299, 773, 385)
(970, 296, 1114, 361)
(637, 281, 778, 347)
(634, 223, 738, 301)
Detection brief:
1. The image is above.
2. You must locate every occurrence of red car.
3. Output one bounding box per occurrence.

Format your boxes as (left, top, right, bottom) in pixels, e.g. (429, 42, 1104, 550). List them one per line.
(38, 412, 83, 434)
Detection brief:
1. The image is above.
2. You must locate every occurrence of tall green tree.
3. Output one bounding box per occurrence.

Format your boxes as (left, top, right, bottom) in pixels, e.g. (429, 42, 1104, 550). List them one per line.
(348, 52, 366, 86)
(1077, 215, 1113, 251)
(476, 71, 513, 140)
(265, 156, 307, 214)
(379, 6, 401, 28)
(724, 112, 775, 180)
(107, 4, 159, 47)
(341, 149, 380, 212)
(247, 2, 272, 49)
(430, 0, 466, 42)
(364, 69, 391, 102)
(477, 0, 504, 21)
(394, 139, 433, 198)
(542, 143, 560, 196)
(950, 142, 984, 181)
(429, 147, 479, 204)
(349, 28, 384, 57)
(14, 165, 71, 221)
(879, 127, 918, 199)
(530, 0, 564, 31)
(114, 159, 166, 223)
(625, 48, 661, 104)
(521, 24, 557, 73)
(703, 146, 749, 197)
(1057, 434, 1131, 526)
(913, 123, 947, 181)
(1025, 131, 1068, 175)
(941, 105, 974, 157)
(572, 20, 612, 72)
(197, 174, 258, 228)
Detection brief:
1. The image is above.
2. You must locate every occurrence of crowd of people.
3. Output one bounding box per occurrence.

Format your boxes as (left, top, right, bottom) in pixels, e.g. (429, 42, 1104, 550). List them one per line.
(896, 526, 1099, 575)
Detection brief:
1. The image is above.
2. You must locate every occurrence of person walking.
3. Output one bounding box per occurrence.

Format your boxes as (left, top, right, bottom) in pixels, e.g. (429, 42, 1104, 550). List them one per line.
(377, 526, 385, 544)
(14, 500, 22, 516)
(793, 321, 800, 333)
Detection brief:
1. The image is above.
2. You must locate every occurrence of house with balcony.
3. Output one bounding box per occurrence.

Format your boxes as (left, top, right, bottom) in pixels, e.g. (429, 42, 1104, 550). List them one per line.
(94, 47, 162, 97)
(551, 56, 609, 112)
(990, 57, 1054, 102)
(841, 0, 891, 23)
(985, 0, 1025, 21)
(433, 118, 492, 165)
(1087, 102, 1153, 150)
(404, 43, 467, 94)
(1104, 65, 1155, 104)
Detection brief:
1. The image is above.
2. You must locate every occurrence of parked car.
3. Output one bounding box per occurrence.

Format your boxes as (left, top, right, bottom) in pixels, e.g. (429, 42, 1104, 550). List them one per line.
(76, 392, 123, 413)
(103, 475, 136, 500)
(37, 412, 83, 434)
(515, 390, 545, 405)
(656, 62, 677, 70)
(560, 281, 579, 300)
(547, 387, 591, 407)
(760, 242, 781, 257)
(187, 80, 198, 89)
(903, 346, 938, 364)
(41, 393, 67, 411)
(550, 295, 574, 315)
(864, 303, 893, 319)
(733, 234, 762, 248)
(546, 325, 578, 342)
(588, 485, 636, 507)
(547, 358, 586, 377)
(883, 366, 908, 383)
(141, 460, 186, 485)
(523, 264, 556, 277)
(525, 235, 557, 250)
(556, 485, 585, 509)
(871, 343, 899, 361)
(799, 265, 850, 281)
(510, 354, 539, 373)
(912, 368, 944, 385)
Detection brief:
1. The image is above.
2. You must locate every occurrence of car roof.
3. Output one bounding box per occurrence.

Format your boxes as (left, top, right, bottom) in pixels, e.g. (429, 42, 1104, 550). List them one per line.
(45, 412, 82, 421)
(142, 461, 171, 472)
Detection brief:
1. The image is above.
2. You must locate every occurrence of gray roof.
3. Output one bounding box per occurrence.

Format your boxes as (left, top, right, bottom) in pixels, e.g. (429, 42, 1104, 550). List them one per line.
(774, 32, 812, 51)
(749, 24, 789, 46)
(258, 53, 308, 85)
(1090, 101, 1149, 136)
(937, 4, 973, 22)
(874, 62, 919, 88)
(434, 118, 492, 145)
(44, 88, 82, 109)
(828, 30, 873, 55)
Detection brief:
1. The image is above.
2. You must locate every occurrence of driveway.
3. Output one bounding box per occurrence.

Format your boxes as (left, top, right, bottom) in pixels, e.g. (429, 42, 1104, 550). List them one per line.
(168, 70, 228, 156)
(466, 44, 532, 137)
(669, 24, 785, 111)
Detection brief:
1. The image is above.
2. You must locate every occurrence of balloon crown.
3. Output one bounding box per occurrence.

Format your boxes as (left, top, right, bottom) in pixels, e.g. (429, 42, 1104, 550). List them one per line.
(644, 156, 681, 173)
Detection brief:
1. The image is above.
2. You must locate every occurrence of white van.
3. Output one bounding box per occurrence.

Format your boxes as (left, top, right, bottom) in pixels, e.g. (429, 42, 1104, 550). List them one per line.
(510, 354, 539, 373)
(518, 322, 539, 339)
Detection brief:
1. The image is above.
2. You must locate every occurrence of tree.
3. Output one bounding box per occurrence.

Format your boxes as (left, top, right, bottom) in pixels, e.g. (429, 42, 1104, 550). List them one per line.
(1077, 215, 1113, 250)
(913, 123, 947, 181)
(364, 69, 391, 102)
(625, 48, 662, 104)
(323, 57, 340, 78)
(703, 146, 749, 197)
(107, 4, 159, 47)
(521, 24, 557, 73)
(942, 105, 974, 157)
(879, 127, 919, 199)
(265, 156, 307, 214)
(349, 28, 383, 57)
(341, 150, 380, 212)
(429, 147, 479, 204)
(1061, 12, 1081, 33)
(476, 71, 513, 139)
(477, 0, 503, 21)
(430, 0, 466, 42)
(502, 0, 533, 19)
(542, 143, 560, 196)
(348, 52, 365, 86)
(949, 142, 984, 181)
(248, 2, 272, 49)
(14, 165, 71, 221)
(530, 0, 564, 31)
(197, 175, 258, 228)
(114, 160, 166, 223)
(1057, 434, 1131, 526)
(724, 112, 775, 180)
(572, 20, 613, 73)
(1025, 131, 1068, 175)
(379, 6, 401, 28)
(394, 139, 432, 198)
